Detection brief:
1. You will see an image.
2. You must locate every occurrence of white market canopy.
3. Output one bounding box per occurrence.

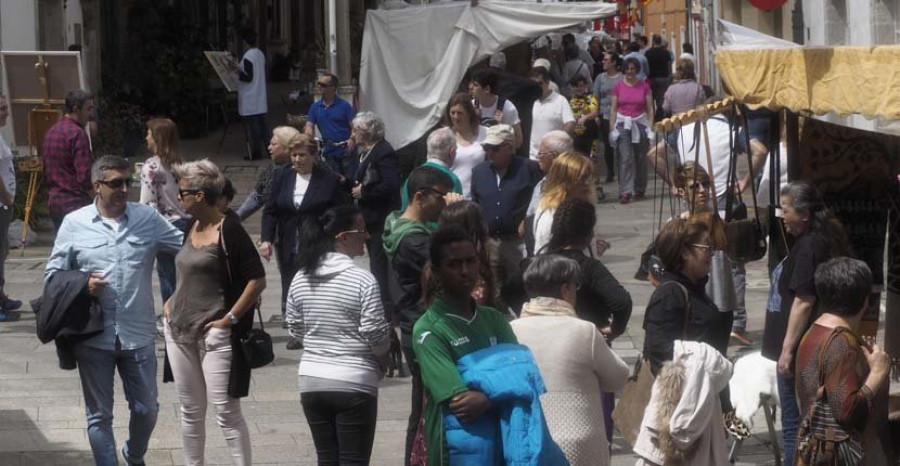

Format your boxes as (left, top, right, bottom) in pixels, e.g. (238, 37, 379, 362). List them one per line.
(359, 0, 617, 149)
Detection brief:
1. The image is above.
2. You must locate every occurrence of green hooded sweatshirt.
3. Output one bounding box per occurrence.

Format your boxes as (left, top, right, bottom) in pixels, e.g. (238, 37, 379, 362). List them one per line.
(382, 210, 435, 260)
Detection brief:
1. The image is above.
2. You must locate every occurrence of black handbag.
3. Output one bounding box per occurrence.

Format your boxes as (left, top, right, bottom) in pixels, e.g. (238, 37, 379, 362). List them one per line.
(241, 303, 274, 369)
(221, 229, 274, 369)
(723, 106, 767, 263)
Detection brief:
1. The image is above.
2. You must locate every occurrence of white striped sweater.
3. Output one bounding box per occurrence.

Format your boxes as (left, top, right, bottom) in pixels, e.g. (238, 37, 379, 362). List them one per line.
(285, 252, 391, 390)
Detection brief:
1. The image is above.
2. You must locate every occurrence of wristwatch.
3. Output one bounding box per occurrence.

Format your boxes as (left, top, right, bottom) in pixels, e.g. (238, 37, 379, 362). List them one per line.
(227, 312, 239, 326)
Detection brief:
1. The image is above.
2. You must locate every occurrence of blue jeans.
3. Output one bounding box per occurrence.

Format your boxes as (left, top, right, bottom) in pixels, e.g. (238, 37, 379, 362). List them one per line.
(777, 371, 799, 466)
(75, 342, 159, 466)
(157, 218, 190, 304)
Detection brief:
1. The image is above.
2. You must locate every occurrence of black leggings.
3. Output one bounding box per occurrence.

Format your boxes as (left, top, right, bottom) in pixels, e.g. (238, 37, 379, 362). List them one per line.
(301, 391, 378, 466)
(402, 344, 423, 466)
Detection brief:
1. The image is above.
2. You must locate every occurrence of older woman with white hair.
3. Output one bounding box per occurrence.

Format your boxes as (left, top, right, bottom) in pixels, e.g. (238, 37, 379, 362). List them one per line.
(235, 125, 302, 220)
(350, 111, 401, 321)
(510, 254, 629, 466)
(163, 159, 266, 465)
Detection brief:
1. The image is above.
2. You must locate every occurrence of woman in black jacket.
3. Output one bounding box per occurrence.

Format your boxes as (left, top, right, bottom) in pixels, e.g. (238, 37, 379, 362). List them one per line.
(259, 133, 348, 349)
(545, 198, 632, 339)
(350, 112, 401, 321)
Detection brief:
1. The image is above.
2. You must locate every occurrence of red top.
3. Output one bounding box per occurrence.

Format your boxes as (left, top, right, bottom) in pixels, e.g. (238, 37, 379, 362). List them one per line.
(42, 117, 93, 216)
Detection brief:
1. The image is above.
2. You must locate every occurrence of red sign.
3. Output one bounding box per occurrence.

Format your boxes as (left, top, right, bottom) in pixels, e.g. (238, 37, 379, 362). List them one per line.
(749, 0, 787, 10)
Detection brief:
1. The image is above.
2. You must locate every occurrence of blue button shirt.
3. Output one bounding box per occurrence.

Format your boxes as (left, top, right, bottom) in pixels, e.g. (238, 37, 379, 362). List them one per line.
(45, 202, 184, 350)
(471, 156, 543, 237)
(308, 96, 356, 158)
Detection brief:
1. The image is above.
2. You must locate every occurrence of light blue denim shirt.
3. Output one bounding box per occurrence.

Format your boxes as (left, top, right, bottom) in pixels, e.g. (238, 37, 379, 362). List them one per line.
(45, 202, 184, 350)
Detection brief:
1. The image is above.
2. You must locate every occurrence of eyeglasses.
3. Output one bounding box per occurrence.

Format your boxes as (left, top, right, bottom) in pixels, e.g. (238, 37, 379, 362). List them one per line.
(177, 189, 202, 199)
(96, 178, 133, 190)
(336, 229, 368, 239)
(316, 81, 333, 88)
(689, 180, 711, 189)
(419, 186, 449, 198)
(537, 151, 557, 159)
(690, 243, 713, 252)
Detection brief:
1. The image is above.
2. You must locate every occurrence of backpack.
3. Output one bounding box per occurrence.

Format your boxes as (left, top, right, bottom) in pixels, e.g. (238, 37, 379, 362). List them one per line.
(478, 95, 507, 127)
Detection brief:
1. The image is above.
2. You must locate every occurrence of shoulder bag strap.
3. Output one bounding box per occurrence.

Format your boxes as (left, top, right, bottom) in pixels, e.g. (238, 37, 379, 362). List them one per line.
(739, 106, 763, 227)
(815, 327, 849, 399)
(664, 281, 693, 339)
(219, 223, 264, 330)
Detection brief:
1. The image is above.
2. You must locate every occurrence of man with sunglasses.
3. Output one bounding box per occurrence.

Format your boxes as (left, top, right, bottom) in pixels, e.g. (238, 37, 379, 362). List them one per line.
(304, 72, 357, 182)
(471, 125, 542, 313)
(382, 166, 460, 465)
(45, 155, 184, 466)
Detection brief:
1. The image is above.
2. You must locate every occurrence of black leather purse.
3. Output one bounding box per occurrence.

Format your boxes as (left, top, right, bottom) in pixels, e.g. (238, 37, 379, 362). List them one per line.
(222, 229, 274, 369)
(723, 106, 767, 263)
(241, 302, 274, 369)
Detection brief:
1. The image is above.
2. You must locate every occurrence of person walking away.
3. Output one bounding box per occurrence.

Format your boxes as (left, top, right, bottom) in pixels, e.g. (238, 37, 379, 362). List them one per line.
(528, 67, 575, 162)
(382, 166, 459, 465)
(232, 29, 268, 161)
(609, 57, 653, 204)
(644, 35, 672, 120)
(304, 72, 357, 182)
(0, 93, 21, 319)
(593, 52, 623, 183)
(235, 126, 301, 220)
(350, 112, 401, 322)
(471, 125, 542, 313)
(761, 181, 851, 465)
(43, 89, 95, 231)
(140, 117, 189, 335)
(45, 155, 184, 465)
(445, 93, 487, 199)
(512, 254, 629, 465)
(286, 205, 391, 465)
(164, 159, 265, 465)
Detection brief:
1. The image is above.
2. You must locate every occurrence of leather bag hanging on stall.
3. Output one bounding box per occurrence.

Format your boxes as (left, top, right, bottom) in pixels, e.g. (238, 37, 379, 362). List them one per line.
(723, 104, 767, 263)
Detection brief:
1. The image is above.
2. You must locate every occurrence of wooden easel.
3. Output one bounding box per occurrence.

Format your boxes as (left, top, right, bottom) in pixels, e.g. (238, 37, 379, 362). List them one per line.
(19, 56, 62, 256)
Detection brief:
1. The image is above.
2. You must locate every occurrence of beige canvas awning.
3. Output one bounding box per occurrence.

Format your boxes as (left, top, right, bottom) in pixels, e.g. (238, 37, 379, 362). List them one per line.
(716, 45, 900, 120)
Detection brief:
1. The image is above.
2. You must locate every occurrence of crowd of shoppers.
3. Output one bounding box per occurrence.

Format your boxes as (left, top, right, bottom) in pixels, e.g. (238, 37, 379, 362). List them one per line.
(29, 27, 898, 466)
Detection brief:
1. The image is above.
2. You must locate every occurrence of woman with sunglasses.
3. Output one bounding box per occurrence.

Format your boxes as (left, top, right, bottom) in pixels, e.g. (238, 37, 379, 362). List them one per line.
(260, 133, 348, 349)
(285, 205, 391, 465)
(140, 118, 188, 320)
(163, 159, 266, 465)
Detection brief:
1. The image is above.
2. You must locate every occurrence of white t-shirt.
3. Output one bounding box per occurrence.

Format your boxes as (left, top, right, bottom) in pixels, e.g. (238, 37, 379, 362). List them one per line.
(0, 136, 15, 207)
(533, 207, 555, 255)
(474, 98, 521, 126)
(451, 126, 487, 199)
(674, 117, 733, 200)
(293, 172, 312, 208)
(529, 91, 575, 160)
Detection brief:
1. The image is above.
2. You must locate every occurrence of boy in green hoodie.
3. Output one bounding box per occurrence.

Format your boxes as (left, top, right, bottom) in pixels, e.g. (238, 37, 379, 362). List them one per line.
(383, 165, 459, 464)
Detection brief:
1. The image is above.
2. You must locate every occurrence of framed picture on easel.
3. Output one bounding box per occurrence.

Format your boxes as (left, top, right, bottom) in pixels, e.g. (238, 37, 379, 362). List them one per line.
(0, 51, 85, 254)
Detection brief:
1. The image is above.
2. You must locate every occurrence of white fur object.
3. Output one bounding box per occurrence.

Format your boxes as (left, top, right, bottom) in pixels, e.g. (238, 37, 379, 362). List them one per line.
(728, 351, 779, 428)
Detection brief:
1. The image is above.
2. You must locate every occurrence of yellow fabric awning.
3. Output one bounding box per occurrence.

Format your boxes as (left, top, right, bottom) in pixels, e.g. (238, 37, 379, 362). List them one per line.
(716, 46, 900, 120)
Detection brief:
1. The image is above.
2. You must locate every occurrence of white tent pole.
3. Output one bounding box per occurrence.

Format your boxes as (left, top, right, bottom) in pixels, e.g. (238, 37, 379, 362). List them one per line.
(328, 0, 338, 75)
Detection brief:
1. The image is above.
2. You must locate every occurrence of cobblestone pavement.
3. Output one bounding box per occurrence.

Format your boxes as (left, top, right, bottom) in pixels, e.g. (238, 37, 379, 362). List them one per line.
(0, 90, 843, 464)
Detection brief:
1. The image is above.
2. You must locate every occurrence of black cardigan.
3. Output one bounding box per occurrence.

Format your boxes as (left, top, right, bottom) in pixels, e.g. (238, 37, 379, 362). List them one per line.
(353, 139, 401, 230)
(164, 211, 266, 398)
(642, 271, 732, 375)
(556, 249, 633, 338)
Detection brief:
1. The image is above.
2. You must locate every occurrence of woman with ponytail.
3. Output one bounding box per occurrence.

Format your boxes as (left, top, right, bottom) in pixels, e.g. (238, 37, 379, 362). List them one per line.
(761, 181, 851, 466)
(284, 205, 392, 465)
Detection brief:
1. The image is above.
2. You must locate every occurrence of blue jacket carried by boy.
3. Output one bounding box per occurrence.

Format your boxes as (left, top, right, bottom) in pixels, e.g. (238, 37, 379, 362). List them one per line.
(442, 343, 569, 466)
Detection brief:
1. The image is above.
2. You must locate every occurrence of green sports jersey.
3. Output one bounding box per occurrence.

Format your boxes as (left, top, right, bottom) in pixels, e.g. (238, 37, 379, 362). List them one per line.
(412, 297, 517, 466)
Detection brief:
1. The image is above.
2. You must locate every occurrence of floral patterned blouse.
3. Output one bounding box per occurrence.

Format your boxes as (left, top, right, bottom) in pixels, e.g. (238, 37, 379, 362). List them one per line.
(139, 156, 187, 221)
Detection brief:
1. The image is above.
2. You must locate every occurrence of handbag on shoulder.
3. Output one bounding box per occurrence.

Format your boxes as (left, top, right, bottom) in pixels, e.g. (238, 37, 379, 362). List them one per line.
(796, 328, 865, 466)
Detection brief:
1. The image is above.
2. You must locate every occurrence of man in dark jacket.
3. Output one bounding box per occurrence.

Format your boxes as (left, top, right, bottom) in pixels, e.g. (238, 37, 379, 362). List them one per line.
(382, 165, 458, 465)
(350, 112, 401, 321)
